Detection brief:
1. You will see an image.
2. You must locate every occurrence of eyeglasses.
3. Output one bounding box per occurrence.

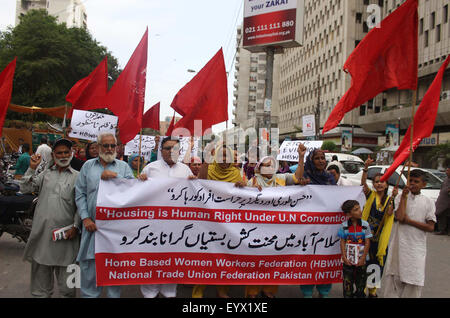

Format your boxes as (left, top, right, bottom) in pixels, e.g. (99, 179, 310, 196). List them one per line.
(162, 146, 180, 151)
(100, 144, 117, 149)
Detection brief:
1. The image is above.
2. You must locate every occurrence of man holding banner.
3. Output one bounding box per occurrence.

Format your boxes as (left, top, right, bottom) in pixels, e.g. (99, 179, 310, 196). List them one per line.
(138, 136, 196, 298)
(75, 132, 134, 298)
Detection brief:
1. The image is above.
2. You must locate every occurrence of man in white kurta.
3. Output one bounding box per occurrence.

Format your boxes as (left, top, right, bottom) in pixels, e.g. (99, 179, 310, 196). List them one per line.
(381, 171, 436, 298)
(138, 137, 194, 298)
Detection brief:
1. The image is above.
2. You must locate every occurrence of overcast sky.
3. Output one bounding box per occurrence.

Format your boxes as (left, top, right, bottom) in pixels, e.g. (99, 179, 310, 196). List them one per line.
(0, 0, 243, 134)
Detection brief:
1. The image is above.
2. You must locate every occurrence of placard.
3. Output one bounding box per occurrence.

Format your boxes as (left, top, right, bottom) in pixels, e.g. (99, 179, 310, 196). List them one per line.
(277, 140, 323, 162)
(68, 110, 118, 141)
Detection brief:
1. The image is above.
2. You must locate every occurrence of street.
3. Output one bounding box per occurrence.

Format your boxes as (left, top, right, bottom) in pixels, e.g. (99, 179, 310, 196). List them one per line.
(1, 232, 449, 298)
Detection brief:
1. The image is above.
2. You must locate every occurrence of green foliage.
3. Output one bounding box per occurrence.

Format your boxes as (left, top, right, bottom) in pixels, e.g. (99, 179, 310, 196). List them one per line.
(0, 9, 120, 122)
(321, 140, 337, 152)
(426, 142, 450, 162)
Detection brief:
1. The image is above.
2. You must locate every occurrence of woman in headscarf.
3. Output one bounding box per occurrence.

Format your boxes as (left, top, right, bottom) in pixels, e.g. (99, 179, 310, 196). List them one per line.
(299, 148, 336, 298)
(361, 157, 397, 298)
(128, 153, 145, 178)
(245, 144, 307, 298)
(194, 143, 243, 298)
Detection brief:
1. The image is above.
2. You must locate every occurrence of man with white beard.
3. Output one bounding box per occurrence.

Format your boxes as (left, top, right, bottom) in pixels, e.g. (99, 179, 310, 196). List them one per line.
(75, 132, 133, 298)
(20, 138, 81, 297)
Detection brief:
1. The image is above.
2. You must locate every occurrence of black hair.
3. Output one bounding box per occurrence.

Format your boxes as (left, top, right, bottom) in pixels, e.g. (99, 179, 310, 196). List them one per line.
(373, 173, 389, 205)
(22, 143, 30, 152)
(332, 155, 338, 161)
(410, 169, 427, 182)
(327, 165, 340, 174)
(161, 136, 180, 149)
(41, 136, 48, 144)
(341, 200, 360, 214)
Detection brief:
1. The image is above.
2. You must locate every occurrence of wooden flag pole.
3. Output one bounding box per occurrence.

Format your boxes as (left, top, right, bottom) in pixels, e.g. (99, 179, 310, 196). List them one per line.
(137, 128, 143, 175)
(406, 89, 417, 186)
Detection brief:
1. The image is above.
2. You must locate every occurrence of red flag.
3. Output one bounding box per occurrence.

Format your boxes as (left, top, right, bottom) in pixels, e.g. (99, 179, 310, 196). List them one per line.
(107, 28, 148, 144)
(381, 55, 450, 182)
(165, 113, 176, 136)
(323, 0, 418, 134)
(169, 48, 228, 136)
(0, 58, 17, 137)
(142, 102, 160, 131)
(66, 56, 108, 116)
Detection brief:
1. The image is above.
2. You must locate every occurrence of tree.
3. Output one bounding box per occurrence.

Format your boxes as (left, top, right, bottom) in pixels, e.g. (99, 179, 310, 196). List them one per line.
(0, 9, 120, 122)
(321, 141, 337, 152)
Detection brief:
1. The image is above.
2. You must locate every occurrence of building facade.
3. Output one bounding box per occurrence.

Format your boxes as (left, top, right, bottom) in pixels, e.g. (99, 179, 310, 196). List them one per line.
(15, 0, 87, 29)
(233, 0, 450, 167)
(233, 26, 281, 133)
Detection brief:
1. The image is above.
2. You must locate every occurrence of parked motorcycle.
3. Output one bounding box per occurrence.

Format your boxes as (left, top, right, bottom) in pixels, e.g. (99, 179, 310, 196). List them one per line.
(0, 154, 37, 243)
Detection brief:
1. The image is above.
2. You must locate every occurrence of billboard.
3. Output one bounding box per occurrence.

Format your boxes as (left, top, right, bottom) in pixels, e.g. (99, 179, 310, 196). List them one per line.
(385, 124, 399, 148)
(341, 130, 353, 152)
(243, 0, 304, 52)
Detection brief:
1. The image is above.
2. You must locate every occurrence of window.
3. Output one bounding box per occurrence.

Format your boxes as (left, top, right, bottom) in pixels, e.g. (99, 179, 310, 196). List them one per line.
(437, 24, 441, 42)
(444, 5, 449, 23)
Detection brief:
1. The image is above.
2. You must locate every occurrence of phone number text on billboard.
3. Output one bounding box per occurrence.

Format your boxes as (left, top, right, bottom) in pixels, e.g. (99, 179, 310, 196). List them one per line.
(245, 20, 295, 34)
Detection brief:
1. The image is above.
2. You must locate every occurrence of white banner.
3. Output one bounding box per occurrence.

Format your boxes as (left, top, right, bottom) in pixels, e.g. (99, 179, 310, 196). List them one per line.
(277, 140, 323, 162)
(68, 110, 118, 141)
(95, 178, 365, 286)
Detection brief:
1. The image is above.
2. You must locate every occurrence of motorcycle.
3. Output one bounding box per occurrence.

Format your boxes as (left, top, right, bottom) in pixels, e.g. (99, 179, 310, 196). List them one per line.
(0, 154, 37, 243)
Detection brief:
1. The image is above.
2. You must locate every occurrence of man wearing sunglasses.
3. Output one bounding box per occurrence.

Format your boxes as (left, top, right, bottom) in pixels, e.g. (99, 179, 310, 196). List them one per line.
(138, 136, 196, 298)
(75, 132, 134, 298)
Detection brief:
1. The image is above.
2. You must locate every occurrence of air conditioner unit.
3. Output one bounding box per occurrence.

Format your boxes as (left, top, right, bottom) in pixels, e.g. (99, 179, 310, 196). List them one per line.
(441, 90, 450, 100)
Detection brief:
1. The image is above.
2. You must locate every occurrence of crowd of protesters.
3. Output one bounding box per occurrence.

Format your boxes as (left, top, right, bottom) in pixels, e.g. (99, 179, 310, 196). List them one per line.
(2, 130, 448, 299)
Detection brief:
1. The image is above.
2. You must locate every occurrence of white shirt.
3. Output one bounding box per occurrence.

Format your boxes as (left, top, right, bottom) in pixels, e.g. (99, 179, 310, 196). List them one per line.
(384, 192, 436, 286)
(142, 159, 192, 179)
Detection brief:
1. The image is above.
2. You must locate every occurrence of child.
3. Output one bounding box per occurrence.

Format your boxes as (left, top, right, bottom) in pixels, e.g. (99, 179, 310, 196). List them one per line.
(381, 169, 436, 298)
(338, 200, 372, 298)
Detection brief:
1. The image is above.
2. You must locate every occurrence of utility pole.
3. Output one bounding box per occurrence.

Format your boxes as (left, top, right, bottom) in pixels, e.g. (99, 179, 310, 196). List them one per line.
(315, 74, 321, 140)
(263, 47, 275, 142)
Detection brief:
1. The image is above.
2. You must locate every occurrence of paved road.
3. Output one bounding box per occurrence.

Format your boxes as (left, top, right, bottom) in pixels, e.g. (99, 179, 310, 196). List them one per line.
(1, 232, 449, 298)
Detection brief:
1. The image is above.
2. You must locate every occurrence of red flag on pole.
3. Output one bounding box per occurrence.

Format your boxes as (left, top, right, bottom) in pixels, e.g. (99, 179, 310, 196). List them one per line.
(0, 58, 17, 137)
(66, 56, 108, 116)
(107, 28, 148, 144)
(142, 102, 160, 131)
(323, 0, 418, 134)
(169, 48, 228, 136)
(381, 55, 450, 182)
(165, 112, 176, 136)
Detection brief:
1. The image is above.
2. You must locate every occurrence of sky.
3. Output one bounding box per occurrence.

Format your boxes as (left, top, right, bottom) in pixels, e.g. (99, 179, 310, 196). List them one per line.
(0, 0, 243, 134)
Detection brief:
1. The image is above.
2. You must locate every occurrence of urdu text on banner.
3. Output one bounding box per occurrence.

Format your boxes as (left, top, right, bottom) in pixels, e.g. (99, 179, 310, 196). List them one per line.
(94, 178, 365, 286)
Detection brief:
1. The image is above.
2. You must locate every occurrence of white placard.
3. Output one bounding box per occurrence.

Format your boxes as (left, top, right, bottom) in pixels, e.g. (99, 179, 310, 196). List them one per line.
(125, 135, 156, 161)
(277, 140, 324, 162)
(125, 136, 200, 163)
(69, 110, 118, 141)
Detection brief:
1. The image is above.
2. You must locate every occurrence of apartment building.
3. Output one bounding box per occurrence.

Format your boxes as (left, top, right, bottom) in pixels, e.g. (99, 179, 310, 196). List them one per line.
(15, 0, 88, 29)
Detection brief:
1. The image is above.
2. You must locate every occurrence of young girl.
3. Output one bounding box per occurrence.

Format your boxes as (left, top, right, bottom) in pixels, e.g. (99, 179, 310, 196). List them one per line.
(361, 157, 397, 297)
